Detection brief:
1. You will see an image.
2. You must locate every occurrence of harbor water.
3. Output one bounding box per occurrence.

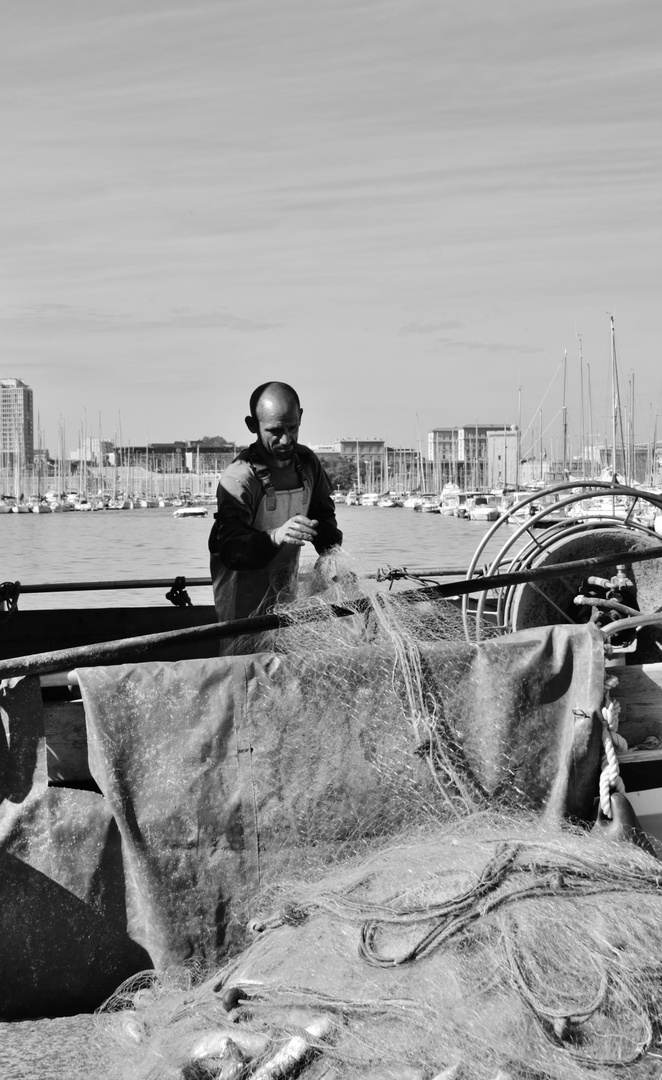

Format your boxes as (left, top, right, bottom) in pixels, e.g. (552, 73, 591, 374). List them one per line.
(0, 503, 514, 610)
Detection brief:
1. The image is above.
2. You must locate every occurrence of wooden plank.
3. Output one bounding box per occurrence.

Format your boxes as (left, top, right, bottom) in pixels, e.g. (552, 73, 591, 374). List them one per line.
(611, 663, 662, 746)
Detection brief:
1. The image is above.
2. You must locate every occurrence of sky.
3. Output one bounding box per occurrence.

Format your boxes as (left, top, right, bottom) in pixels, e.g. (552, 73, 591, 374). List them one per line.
(2, 0, 661, 457)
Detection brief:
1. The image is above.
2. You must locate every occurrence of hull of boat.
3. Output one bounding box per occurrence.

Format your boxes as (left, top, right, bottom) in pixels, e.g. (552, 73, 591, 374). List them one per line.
(469, 508, 499, 521)
(0, 605, 219, 664)
(173, 506, 208, 518)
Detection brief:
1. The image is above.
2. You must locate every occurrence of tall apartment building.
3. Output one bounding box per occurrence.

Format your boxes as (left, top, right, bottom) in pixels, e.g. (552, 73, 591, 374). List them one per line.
(0, 378, 34, 468)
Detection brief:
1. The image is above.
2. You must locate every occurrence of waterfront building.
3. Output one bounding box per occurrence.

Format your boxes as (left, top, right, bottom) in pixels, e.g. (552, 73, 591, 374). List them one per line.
(70, 438, 115, 466)
(335, 438, 422, 492)
(0, 377, 34, 471)
(486, 428, 520, 489)
(428, 424, 516, 490)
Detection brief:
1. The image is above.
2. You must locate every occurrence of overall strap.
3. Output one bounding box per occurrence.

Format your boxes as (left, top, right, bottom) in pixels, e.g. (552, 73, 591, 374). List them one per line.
(248, 448, 307, 513)
(249, 457, 277, 511)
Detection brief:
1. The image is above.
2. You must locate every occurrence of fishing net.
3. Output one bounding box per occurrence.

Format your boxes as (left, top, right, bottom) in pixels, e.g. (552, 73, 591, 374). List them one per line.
(96, 814, 662, 1080)
(88, 551, 662, 1078)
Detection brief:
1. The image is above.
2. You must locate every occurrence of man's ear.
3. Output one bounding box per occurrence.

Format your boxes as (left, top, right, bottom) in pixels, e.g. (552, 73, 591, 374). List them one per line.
(245, 415, 258, 434)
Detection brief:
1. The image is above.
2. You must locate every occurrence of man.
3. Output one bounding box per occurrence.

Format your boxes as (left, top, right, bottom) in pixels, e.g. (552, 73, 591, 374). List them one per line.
(209, 382, 343, 631)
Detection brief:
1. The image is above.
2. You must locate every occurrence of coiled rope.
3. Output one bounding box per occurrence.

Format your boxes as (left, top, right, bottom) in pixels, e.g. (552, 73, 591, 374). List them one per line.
(599, 699, 629, 819)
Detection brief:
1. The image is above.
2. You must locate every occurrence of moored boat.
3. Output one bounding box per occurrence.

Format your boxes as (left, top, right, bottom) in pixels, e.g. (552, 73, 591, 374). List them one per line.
(4, 493, 662, 1034)
(173, 504, 208, 518)
(468, 493, 499, 520)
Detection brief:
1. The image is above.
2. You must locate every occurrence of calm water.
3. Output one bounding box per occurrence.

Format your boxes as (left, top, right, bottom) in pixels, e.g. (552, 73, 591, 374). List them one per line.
(0, 504, 512, 609)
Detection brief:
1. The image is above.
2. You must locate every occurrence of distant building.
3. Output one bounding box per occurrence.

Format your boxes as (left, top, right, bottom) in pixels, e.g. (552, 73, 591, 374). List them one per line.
(486, 428, 519, 489)
(109, 441, 236, 474)
(428, 424, 516, 489)
(331, 438, 422, 491)
(337, 437, 387, 491)
(0, 378, 34, 469)
(70, 438, 115, 465)
(308, 443, 342, 457)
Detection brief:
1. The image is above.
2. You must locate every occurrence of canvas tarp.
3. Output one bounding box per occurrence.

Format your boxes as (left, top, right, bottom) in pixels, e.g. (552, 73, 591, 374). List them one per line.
(0, 623, 605, 1016)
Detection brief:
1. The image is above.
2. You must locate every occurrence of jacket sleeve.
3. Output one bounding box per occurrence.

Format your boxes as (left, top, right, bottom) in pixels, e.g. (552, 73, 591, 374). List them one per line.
(208, 465, 279, 571)
(306, 457, 343, 555)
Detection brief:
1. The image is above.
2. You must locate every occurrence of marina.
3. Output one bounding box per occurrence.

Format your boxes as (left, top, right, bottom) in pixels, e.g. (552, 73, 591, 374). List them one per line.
(2, 0, 660, 1071)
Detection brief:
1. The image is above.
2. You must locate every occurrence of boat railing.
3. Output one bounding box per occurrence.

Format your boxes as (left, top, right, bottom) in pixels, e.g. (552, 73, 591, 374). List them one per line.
(4, 548, 662, 682)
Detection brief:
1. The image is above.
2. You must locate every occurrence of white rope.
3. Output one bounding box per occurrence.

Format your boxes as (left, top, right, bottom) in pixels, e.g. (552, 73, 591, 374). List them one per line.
(599, 700, 628, 819)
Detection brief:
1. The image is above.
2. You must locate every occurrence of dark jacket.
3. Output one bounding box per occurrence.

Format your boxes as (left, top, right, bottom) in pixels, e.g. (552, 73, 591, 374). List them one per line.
(208, 443, 342, 571)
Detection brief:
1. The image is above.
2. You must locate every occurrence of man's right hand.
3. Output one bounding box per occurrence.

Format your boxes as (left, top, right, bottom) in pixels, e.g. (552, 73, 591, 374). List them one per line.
(270, 515, 318, 547)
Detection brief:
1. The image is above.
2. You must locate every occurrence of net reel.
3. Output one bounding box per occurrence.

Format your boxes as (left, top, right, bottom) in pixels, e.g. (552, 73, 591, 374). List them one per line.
(462, 480, 662, 651)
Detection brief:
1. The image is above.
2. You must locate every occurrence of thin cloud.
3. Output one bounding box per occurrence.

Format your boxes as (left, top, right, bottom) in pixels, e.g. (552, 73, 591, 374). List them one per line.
(432, 337, 547, 356)
(1, 304, 279, 334)
(399, 320, 464, 336)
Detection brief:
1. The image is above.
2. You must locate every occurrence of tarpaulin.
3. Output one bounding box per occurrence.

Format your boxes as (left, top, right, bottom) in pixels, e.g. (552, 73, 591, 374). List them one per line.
(0, 677, 150, 1019)
(76, 650, 440, 969)
(0, 623, 606, 1015)
(422, 622, 606, 820)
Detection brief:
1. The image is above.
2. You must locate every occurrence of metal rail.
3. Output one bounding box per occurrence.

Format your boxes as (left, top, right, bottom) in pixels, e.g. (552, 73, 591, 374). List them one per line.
(3, 546, 662, 680)
(12, 567, 474, 594)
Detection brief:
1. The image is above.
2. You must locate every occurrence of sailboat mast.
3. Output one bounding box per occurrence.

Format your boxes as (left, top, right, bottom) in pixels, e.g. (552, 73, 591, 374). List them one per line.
(562, 349, 568, 479)
(630, 372, 635, 483)
(578, 334, 585, 478)
(516, 385, 521, 491)
(610, 316, 618, 480)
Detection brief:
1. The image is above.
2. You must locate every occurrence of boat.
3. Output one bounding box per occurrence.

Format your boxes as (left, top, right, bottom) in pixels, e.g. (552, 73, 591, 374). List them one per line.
(468, 493, 499, 521)
(503, 489, 569, 528)
(452, 490, 482, 518)
(360, 492, 380, 506)
(4, 488, 662, 1039)
(173, 504, 208, 518)
(404, 491, 437, 510)
(439, 482, 461, 515)
(414, 495, 441, 513)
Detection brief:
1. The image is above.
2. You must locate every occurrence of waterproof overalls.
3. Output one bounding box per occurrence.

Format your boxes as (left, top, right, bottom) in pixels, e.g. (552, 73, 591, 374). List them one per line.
(210, 457, 312, 626)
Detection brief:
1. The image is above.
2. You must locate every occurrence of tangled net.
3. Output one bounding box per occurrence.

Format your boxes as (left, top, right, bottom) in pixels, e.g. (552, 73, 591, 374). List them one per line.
(95, 552, 662, 1078)
(97, 816, 662, 1080)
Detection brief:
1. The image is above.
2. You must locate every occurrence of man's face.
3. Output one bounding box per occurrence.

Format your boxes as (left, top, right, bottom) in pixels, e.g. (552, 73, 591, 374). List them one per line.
(253, 396, 302, 468)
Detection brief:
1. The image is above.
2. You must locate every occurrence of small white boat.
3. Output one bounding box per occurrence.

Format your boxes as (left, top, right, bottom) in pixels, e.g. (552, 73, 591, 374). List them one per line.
(361, 492, 380, 506)
(173, 505, 208, 518)
(404, 492, 437, 510)
(453, 491, 482, 518)
(469, 495, 500, 521)
(415, 496, 441, 514)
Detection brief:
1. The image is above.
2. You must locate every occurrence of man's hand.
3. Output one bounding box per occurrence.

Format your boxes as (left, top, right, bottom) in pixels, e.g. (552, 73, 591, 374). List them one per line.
(270, 515, 318, 547)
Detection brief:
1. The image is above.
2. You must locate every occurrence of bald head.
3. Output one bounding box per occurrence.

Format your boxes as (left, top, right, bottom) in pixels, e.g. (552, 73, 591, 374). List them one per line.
(248, 382, 301, 422)
(246, 381, 303, 469)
